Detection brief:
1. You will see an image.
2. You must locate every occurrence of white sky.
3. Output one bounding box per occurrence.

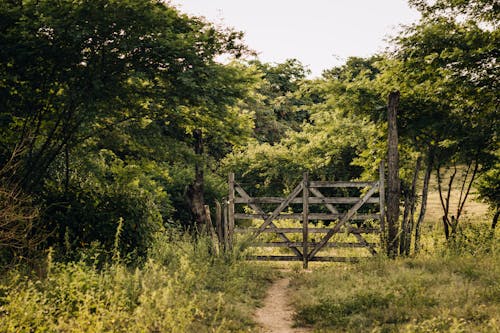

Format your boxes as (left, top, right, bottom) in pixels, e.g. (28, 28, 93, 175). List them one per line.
(170, 1, 421, 77)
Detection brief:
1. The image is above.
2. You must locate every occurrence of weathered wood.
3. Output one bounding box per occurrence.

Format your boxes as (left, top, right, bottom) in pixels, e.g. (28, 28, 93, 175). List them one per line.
(234, 197, 299, 204)
(309, 197, 379, 204)
(379, 160, 386, 250)
(246, 255, 361, 263)
(234, 227, 380, 234)
(309, 256, 360, 263)
(255, 182, 304, 236)
(234, 197, 379, 204)
(215, 200, 223, 247)
(250, 242, 377, 248)
(228, 173, 235, 250)
(309, 187, 339, 213)
(303, 172, 309, 268)
(309, 181, 377, 188)
(204, 205, 219, 255)
(351, 233, 377, 255)
(234, 213, 380, 221)
(415, 148, 433, 254)
(312, 185, 378, 257)
(234, 184, 303, 257)
(223, 200, 229, 251)
(387, 91, 400, 258)
(229, 173, 384, 264)
(401, 156, 421, 256)
(307, 184, 379, 260)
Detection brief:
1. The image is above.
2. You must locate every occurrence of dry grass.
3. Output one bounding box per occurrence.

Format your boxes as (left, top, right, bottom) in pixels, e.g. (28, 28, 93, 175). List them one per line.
(289, 246, 500, 332)
(424, 171, 489, 225)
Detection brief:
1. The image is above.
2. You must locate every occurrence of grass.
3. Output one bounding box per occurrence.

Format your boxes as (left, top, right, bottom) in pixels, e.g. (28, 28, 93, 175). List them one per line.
(289, 225, 500, 333)
(0, 167, 496, 332)
(0, 232, 276, 332)
(424, 171, 489, 225)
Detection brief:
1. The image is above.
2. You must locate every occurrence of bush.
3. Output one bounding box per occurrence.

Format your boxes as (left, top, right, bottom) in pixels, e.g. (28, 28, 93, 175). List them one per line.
(0, 232, 274, 332)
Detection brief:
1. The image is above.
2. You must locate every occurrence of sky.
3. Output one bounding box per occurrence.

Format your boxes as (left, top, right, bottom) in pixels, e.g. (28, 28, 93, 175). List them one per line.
(170, 0, 421, 77)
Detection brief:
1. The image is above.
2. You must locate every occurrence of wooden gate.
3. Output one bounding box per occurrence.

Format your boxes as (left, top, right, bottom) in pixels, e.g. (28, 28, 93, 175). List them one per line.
(228, 163, 385, 268)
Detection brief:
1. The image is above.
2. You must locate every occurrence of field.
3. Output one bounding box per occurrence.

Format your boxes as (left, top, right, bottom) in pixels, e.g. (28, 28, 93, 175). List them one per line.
(0, 178, 498, 332)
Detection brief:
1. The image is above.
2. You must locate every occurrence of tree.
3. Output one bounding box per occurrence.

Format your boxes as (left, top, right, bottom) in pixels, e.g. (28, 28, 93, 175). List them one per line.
(0, 0, 247, 191)
(0, 0, 254, 256)
(392, 3, 498, 243)
(246, 59, 311, 144)
(477, 151, 500, 231)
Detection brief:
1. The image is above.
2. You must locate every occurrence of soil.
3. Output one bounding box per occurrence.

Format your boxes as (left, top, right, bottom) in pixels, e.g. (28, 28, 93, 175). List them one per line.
(254, 277, 311, 333)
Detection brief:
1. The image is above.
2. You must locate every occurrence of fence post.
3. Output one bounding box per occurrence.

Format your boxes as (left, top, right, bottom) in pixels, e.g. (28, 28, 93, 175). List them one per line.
(387, 91, 400, 258)
(204, 205, 219, 255)
(379, 160, 386, 252)
(228, 173, 235, 250)
(223, 199, 229, 252)
(215, 200, 223, 248)
(302, 172, 309, 269)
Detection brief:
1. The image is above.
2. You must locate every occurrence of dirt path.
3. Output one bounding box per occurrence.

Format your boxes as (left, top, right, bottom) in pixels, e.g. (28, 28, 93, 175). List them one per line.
(254, 277, 311, 333)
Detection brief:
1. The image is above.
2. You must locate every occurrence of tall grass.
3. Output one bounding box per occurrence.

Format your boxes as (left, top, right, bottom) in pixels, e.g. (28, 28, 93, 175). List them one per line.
(0, 232, 275, 332)
(290, 223, 499, 332)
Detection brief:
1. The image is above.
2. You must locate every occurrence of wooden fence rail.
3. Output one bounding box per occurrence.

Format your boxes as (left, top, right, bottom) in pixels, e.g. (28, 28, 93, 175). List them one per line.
(213, 163, 385, 268)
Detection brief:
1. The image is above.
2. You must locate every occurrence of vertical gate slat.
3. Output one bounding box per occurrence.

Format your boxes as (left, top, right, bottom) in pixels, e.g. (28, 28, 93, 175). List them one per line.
(228, 173, 235, 250)
(379, 161, 386, 249)
(302, 172, 309, 269)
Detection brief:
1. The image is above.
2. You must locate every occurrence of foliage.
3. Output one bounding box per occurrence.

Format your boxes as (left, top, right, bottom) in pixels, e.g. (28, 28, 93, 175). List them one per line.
(0, 0, 257, 255)
(223, 108, 376, 197)
(477, 160, 500, 210)
(0, 233, 275, 332)
(244, 59, 311, 144)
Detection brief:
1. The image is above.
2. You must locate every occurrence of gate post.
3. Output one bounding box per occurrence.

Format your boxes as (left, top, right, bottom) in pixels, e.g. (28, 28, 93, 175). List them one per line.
(228, 173, 235, 250)
(302, 172, 309, 268)
(379, 160, 386, 251)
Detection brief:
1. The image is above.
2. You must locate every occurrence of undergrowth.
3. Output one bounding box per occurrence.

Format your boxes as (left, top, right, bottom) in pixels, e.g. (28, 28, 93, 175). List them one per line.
(0, 232, 275, 332)
(290, 223, 500, 332)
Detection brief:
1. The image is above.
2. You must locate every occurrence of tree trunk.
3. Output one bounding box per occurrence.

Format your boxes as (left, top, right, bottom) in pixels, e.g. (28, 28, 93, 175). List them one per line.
(400, 156, 421, 255)
(387, 91, 400, 258)
(187, 129, 207, 229)
(414, 147, 434, 254)
(492, 209, 499, 231)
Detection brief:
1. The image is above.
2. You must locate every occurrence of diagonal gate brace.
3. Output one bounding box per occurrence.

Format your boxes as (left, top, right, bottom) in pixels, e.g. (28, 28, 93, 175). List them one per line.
(307, 183, 379, 260)
(235, 185, 303, 258)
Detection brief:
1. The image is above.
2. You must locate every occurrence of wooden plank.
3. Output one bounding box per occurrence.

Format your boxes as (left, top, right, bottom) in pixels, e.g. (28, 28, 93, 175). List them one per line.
(246, 255, 303, 261)
(215, 200, 223, 247)
(228, 173, 235, 250)
(379, 160, 386, 249)
(223, 201, 229, 251)
(250, 242, 377, 248)
(234, 227, 380, 234)
(234, 197, 379, 204)
(204, 205, 219, 255)
(234, 197, 301, 204)
(255, 182, 304, 236)
(246, 255, 361, 263)
(303, 172, 309, 269)
(309, 197, 379, 204)
(310, 184, 379, 256)
(308, 184, 379, 260)
(310, 257, 361, 263)
(309, 187, 339, 213)
(309, 181, 377, 188)
(351, 233, 377, 255)
(234, 185, 303, 257)
(234, 213, 380, 221)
